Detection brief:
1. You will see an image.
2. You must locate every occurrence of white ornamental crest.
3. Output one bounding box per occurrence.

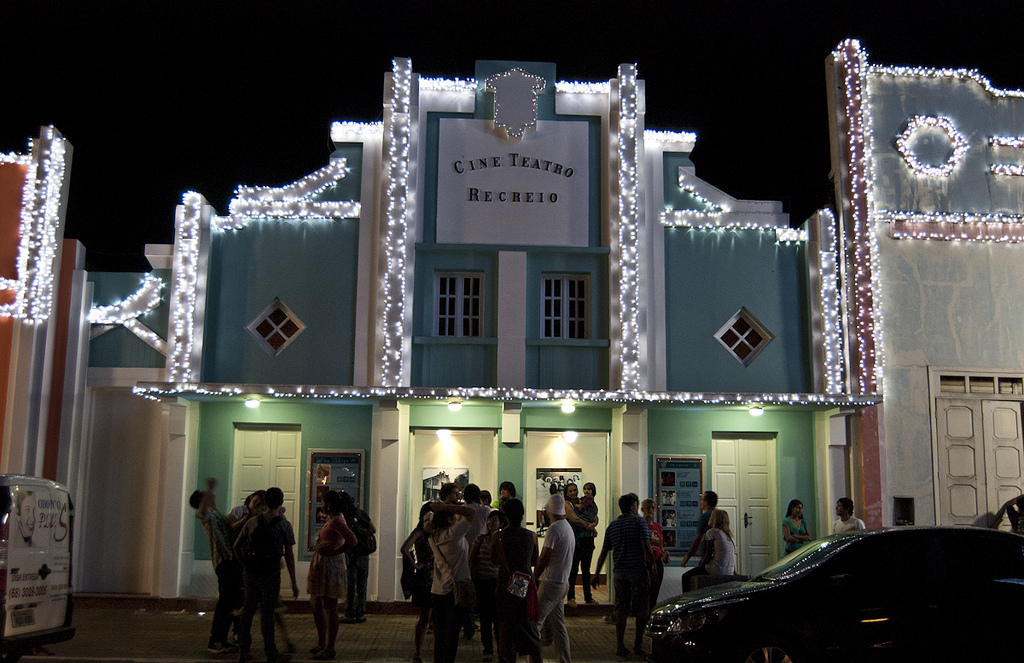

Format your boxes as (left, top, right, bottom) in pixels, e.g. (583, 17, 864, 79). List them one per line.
(485, 68, 546, 139)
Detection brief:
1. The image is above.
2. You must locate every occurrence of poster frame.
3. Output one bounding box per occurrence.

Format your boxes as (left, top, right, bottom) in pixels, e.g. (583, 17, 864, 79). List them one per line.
(307, 448, 364, 553)
(652, 454, 705, 555)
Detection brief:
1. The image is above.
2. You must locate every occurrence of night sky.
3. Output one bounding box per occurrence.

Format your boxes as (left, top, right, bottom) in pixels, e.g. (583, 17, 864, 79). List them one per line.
(3, 1, 1023, 271)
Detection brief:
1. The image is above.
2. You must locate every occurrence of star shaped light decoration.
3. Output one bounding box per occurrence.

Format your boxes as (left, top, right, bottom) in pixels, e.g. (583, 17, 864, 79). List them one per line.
(485, 68, 546, 139)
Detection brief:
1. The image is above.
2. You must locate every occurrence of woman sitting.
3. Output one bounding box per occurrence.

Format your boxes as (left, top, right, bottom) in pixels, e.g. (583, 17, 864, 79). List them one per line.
(704, 509, 736, 577)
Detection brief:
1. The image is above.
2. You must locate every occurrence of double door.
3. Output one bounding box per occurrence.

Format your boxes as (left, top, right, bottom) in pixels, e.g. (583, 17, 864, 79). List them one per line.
(712, 436, 777, 575)
(935, 399, 1024, 527)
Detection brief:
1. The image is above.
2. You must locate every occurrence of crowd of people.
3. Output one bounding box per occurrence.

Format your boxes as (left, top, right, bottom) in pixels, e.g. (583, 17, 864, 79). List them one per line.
(189, 478, 377, 663)
(191, 473, 878, 663)
(401, 480, 676, 663)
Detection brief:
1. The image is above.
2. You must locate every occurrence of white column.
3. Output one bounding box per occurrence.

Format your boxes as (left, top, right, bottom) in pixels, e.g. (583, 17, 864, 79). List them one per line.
(372, 399, 410, 601)
(497, 251, 527, 387)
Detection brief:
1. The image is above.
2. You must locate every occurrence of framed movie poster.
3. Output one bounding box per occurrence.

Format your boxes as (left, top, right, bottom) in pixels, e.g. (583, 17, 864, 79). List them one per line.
(653, 456, 704, 555)
(422, 467, 469, 502)
(307, 449, 364, 553)
(536, 468, 583, 536)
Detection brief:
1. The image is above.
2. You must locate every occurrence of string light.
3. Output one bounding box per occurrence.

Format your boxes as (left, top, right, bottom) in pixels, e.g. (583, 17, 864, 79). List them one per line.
(330, 121, 384, 142)
(132, 382, 881, 409)
(217, 159, 360, 229)
(833, 38, 883, 395)
(0, 127, 68, 322)
(894, 115, 969, 177)
(988, 136, 1024, 176)
(168, 192, 206, 382)
(615, 63, 641, 391)
(556, 81, 610, 94)
(645, 129, 697, 147)
(871, 63, 1024, 99)
(420, 77, 478, 93)
(380, 57, 413, 387)
(485, 68, 546, 138)
(816, 209, 845, 394)
(87, 275, 163, 324)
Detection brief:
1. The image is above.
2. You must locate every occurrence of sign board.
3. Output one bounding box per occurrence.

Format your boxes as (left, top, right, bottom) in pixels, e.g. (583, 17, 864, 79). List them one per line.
(307, 449, 363, 552)
(653, 456, 704, 554)
(436, 118, 590, 246)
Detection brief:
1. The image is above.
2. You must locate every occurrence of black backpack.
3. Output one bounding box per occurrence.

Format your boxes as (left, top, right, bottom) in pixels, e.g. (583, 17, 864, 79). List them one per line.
(349, 512, 377, 556)
(245, 515, 285, 573)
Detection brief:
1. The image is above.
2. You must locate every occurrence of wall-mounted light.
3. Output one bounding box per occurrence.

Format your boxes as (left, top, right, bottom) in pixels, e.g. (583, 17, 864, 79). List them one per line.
(748, 404, 764, 417)
(436, 428, 452, 440)
(563, 431, 579, 444)
(561, 400, 576, 414)
(245, 398, 261, 409)
(447, 399, 463, 412)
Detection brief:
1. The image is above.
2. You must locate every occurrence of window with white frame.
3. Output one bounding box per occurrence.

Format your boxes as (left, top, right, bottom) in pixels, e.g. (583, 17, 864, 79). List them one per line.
(435, 272, 483, 337)
(542, 274, 588, 339)
(715, 307, 774, 366)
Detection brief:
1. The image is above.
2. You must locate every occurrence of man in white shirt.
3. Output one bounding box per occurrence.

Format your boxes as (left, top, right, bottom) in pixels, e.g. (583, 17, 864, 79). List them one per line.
(832, 497, 866, 534)
(534, 494, 576, 663)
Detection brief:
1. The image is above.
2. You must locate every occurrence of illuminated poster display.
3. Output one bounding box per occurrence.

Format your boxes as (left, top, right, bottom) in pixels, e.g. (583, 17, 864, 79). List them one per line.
(653, 456, 704, 554)
(307, 449, 363, 552)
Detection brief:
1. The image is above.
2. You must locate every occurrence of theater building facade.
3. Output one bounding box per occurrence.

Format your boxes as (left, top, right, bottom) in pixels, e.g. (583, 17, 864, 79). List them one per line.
(2, 58, 875, 601)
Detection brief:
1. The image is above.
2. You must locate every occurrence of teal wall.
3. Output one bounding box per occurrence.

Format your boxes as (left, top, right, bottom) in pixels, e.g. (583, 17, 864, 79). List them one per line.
(664, 227, 812, 392)
(525, 252, 610, 389)
(647, 407, 819, 557)
(201, 217, 360, 384)
(191, 400, 373, 562)
(88, 269, 171, 368)
(411, 248, 499, 387)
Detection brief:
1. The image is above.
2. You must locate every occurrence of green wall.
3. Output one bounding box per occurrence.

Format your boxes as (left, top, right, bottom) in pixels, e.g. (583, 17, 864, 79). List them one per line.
(647, 407, 819, 557)
(191, 400, 373, 562)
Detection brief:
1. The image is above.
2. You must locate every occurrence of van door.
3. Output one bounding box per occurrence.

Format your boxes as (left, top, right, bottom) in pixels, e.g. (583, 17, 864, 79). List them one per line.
(4, 482, 73, 636)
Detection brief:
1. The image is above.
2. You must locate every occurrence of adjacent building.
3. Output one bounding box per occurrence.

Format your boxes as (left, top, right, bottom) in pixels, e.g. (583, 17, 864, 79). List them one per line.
(828, 40, 1024, 530)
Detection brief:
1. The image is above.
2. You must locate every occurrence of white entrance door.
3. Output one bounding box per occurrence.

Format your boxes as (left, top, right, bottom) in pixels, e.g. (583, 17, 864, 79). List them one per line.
(713, 436, 777, 575)
(983, 400, 1024, 529)
(935, 399, 1024, 528)
(232, 426, 302, 523)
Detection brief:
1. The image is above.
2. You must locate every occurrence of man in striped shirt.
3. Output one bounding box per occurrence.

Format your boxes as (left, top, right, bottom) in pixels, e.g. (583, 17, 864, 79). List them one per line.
(592, 493, 655, 658)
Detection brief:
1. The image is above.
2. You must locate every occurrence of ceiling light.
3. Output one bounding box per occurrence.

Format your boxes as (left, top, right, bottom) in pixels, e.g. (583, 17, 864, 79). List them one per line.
(748, 404, 764, 417)
(447, 399, 462, 412)
(245, 398, 260, 409)
(436, 428, 452, 440)
(561, 400, 576, 414)
(563, 431, 579, 444)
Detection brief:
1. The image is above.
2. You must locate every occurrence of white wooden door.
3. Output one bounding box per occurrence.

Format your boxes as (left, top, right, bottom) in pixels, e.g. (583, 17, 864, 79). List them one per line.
(935, 399, 986, 526)
(232, 426, 302, 524)
(713, 436, 777, 575)
(983, 401, 1024, 530)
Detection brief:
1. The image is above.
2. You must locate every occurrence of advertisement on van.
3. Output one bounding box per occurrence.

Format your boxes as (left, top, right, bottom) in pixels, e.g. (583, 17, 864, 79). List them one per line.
(4, 482, 72, 636)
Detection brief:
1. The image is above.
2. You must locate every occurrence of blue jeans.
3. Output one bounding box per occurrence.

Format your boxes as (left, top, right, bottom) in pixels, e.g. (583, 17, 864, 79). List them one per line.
(346, 554, 370, 619)
(238, 570, 281, 660)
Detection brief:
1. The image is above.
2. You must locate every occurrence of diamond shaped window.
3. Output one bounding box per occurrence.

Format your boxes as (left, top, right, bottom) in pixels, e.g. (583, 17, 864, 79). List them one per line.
(246, 298, 306, 357)
(715, 307, 774, 367)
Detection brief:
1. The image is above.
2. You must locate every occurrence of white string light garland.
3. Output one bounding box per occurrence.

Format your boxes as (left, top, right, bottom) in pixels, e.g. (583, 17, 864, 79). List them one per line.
(615, 63, 641, 391)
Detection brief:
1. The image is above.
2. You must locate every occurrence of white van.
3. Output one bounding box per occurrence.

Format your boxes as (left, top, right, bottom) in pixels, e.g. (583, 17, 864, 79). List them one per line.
(0, 475, 74, 661)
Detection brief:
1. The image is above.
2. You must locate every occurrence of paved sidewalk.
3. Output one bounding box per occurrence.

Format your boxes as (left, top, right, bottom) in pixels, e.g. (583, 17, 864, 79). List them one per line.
(24, 595, 633, 663)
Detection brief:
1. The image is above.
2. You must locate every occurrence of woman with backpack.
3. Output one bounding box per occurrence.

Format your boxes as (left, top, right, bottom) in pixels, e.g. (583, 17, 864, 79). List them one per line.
(307, 490, 357, 660)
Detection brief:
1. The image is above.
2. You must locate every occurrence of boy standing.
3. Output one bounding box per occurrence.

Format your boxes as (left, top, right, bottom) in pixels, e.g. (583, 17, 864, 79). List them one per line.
(233, 487, 299, 663)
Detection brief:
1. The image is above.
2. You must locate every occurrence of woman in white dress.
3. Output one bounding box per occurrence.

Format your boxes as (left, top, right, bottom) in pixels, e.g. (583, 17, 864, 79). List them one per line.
(704, 509, 736, 577)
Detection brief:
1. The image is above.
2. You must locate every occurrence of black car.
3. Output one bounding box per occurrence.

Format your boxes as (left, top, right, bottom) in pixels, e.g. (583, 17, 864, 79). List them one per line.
(643, 527, 1024, 662)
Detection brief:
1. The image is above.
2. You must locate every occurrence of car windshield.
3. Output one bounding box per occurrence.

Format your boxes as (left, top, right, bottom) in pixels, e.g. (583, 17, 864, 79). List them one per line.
(756, 536, 858, 580)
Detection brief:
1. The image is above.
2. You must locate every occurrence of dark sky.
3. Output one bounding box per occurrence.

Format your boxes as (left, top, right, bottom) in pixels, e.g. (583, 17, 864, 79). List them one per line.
(3, 1, 1023, 271)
